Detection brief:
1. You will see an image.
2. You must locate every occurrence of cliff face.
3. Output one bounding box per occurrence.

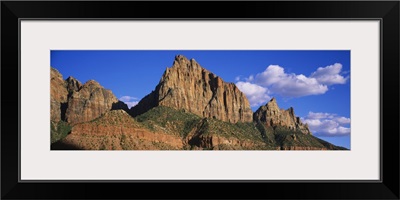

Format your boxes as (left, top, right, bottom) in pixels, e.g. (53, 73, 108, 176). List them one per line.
(50, 67, 128, 125)
(65, 80, 121, 125)
(253, 98, 311, 135)
(131, 55, 253, 123)
(50, 68, 69, 122)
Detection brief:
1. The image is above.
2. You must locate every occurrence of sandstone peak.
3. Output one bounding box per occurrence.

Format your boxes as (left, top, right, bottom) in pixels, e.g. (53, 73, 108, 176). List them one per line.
(175, 54, 187, 61)
(66, 76, 75, 81)
(50, 67, 129, 125)
(66, 76, 80, 83)
(174, 54, 197, 62)
(84, 79, 101, 87)
(79, 80, 103, 93)
(173, 55, 188, 66)
(170, 55, 201, 72)
(66, 76, 82, 92)
(254, 98, 311, 135)
(131, 55, 253, 123)
(66, 80, 120, 125)
(266, 97, 279, 108)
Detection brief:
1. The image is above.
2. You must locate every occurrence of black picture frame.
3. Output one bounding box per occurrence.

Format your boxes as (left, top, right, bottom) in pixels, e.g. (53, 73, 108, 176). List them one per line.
(1, 1, 399, 199)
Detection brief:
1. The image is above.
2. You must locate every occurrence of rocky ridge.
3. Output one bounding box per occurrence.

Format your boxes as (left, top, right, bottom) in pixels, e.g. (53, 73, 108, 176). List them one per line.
(50, 55, 348, 150)
(58, 110, 183, 150)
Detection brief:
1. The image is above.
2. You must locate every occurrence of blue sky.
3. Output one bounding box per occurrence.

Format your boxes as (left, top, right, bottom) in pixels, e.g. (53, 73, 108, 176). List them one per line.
(51, 50, 351, 149)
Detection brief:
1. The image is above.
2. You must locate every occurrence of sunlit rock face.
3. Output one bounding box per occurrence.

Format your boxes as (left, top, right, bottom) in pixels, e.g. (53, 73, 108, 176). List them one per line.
(253, 98, 311, 135)
(131, 55, 253, 123)
(50, 67, 128, 125)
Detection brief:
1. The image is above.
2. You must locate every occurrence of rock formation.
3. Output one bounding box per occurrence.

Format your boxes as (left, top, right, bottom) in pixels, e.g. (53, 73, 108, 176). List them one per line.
(65, 80, 123, 125)
(51, 57, 348, 150)
(50, 67, 128, 125)
(65, 76, 82, 92)
(131, 55, 253, 123)
(50, 68, 69, 122)
(253, 98, 311, 135)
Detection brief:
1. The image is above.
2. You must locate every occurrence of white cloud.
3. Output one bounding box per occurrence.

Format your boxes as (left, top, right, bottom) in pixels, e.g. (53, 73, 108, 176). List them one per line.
(335, 116, 351, 124)
(119, 96, 138, 102)
(311, 63, 348, 85)
(236, 81, 270, 107)
(119, 96, 139, 109)
(245, 75, 254, 82)
(306, 112, 335, 119)
(254, 65, 286, 86)
(253, 65, 329, 97)
(125, 101, 139, 109)
(235, 63, 348, 104)
(302, 112, 350, 136)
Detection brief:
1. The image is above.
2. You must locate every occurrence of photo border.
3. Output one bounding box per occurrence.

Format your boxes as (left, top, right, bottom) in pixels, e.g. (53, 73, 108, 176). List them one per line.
(2, 1, 399, 199)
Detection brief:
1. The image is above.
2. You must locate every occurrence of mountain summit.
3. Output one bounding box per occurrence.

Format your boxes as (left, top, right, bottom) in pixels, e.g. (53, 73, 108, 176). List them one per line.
(254, 98, 311, 135)
(131, 55, 253, 123)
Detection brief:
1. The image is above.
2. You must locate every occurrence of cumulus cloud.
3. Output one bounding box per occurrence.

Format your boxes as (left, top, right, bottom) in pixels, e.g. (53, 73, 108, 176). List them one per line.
(236, 81, 270, 107)
(119, 96, 139, 108)
(310, 63, 348, 85)
(335, 116, 351, 124)
(302, 112, 350, 136)
(245, 75, 254, 82)
(306, 112, 335, 119)
(235, 63, 348, 105)
(253, 65, 332, 97)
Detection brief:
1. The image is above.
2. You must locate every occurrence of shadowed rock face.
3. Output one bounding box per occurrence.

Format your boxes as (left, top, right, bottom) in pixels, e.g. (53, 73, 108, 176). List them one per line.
(131, 55, 253, 123)
(66, 76, 82, 93)
(50, 67, 128, 125)
(50, 68, 83, 122)
(253, 98, 311, 135)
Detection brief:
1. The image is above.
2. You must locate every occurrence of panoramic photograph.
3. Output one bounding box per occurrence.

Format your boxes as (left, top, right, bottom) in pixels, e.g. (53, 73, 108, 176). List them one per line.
(50, 50, 350, 150)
